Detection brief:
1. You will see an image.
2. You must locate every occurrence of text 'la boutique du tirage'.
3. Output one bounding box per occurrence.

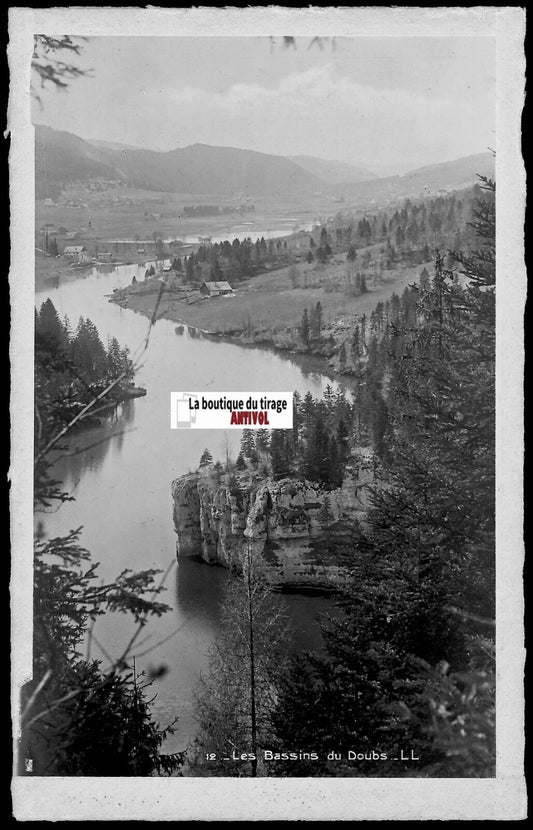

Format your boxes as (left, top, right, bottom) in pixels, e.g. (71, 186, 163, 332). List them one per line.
(170, 392, 293, 429)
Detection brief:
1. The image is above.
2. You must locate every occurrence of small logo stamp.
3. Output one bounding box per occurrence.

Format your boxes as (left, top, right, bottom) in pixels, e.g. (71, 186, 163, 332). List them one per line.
(170, 392, 199, 428)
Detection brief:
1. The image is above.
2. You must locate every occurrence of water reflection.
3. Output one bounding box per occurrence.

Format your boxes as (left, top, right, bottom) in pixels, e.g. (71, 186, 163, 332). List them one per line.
(46, 415, 133, 493)
(175, 558, 228, 629)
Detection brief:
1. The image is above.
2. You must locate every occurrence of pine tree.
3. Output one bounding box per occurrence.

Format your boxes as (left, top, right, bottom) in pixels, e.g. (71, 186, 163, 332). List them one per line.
(36, 298, 69, 352)
(199, 448, 213, 467)
(106, 337, 127, 381)
(303, 410, 329, 483)
(189, 550, 291, 777)
(70, 318, 108, 381)
(337, 418, 350, 460)
(350, 326, 361, 368)
(419, 266, 430, 289)
(338, 342, 347, 371)
(314, 301, 323, 338)
(255, 429, 270, 454)
(291, 392, 302, 453)
(240, 431, 256, 460)
(327, 435, 342, 487)
(299, 308, 310, 346)
(269, 430, 286, 479)
(451, 177, 495, 286)
(346, 244, 357, 262)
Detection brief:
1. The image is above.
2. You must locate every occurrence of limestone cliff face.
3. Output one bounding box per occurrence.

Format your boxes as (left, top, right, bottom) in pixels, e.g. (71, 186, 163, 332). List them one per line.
(171, 459, 373, 588)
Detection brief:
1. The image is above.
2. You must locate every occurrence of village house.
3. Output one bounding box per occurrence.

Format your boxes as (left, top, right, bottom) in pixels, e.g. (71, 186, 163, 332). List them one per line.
(98, 252, 114, 262)
(200, 280, 234, 298)
(63, 245, 87, 261)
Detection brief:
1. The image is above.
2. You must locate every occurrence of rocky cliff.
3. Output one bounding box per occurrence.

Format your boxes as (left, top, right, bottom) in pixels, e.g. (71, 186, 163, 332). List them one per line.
(171, 460, 373, 588)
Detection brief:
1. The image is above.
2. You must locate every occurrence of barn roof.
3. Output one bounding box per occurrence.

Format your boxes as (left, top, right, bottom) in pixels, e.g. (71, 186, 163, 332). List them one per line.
(202, 281, 233, 291)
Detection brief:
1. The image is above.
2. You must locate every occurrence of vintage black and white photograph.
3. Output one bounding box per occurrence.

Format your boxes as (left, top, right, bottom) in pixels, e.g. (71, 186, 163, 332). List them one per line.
(10, 6, 525, 822)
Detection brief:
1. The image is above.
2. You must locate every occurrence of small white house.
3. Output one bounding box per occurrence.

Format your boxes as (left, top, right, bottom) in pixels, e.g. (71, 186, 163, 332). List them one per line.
(63, 245, 87, 260)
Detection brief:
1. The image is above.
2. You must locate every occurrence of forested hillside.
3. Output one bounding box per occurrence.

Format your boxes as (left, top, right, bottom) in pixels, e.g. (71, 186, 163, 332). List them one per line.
(188, 178, 496, 777)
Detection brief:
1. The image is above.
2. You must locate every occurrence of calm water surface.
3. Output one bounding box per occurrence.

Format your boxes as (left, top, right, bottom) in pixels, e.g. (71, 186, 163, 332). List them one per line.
(105, 219, 316, 247)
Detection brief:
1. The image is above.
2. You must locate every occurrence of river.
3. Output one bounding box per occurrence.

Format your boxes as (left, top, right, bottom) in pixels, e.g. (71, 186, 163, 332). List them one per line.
(105, 219, 317, 247)
(35, 259, 345, 754)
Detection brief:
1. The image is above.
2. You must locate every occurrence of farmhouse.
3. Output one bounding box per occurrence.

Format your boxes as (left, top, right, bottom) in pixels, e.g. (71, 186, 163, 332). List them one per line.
(200, 281, 234, 297)
(63, 245, 87, 260)
(98, 252, 114, 262)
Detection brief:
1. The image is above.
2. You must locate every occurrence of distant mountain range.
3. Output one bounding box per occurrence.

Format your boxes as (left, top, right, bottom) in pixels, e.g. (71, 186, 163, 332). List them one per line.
(334, 152, 495, 204)
(287, 154, 376, 184)
(88, 139, 144, 153)
(35, 124, 494, 204)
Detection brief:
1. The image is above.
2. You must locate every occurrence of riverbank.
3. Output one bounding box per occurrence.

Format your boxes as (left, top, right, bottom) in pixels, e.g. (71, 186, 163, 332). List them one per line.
(108, 257, 428, 360)
(35, 250, 156, 289)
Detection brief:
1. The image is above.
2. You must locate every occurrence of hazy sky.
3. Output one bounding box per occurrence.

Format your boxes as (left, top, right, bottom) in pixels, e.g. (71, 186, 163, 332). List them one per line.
(33, 36, 495, 176)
